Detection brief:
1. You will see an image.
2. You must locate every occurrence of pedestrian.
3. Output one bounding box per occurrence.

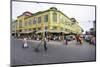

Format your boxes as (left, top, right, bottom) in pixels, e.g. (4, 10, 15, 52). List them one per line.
(59, 36, 61, 41)
(47, 35, 49, 42)
(23, 37, 28, 48)
(79, 36, 83, 45)
(93, 37, 96, 45)
(54, 37, 55, 41)
(34, 41, 41, 52)
(75, 34, 80, 44)
(91, 36, 96, 45)
(65, 37, 68, 45)
(44, 37, 47, 51)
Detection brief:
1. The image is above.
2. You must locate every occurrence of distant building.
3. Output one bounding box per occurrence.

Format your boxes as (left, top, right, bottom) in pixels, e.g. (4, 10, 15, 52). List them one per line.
(12, 7, 83, 39)
(11, 20, 17, 36)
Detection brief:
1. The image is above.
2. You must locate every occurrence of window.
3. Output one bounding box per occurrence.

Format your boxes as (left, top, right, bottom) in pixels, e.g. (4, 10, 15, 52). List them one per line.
(25, 21, 27, 26)
(16, 22, 18, 28)
(68, 29, 71, 32)
(53, 12, 57, 22)
(64, 19, 66, 24)
(29, 28, 31, 31)
(38, 17, 41, 23)
(45, 26, 48, 30)
(44, 15, 48, 22)
(19, 30, 22, 32)
(61, 27, 63, 30)
(28, 20, 32, 25)
(33, 17, 37, 24)
(60, 16, 63, 23)
(65, 29, 67, 31)
(33, 28, 36, 30)
(19, 20, 22, 28)
(53, 26, 57, 30)
(65, 20, 68, 25)
(38, 27, 41, 30)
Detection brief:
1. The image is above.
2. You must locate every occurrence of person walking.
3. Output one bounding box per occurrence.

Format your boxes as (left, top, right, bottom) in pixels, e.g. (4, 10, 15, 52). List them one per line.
(79, 36, 83, 45)
(47, 35, 49, 42)
(44, 37, 47, 51)
(75, 34, 79, 44)
(65, 36, 68, 45)
(23, 37, 28, 48)
(91, 35, 96, 45)
(75, 34, 83, 45)
(64, 36, 68, 45)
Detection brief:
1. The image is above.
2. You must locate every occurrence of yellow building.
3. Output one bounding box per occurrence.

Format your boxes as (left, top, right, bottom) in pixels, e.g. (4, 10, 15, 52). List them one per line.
(12, 7, 83, 39)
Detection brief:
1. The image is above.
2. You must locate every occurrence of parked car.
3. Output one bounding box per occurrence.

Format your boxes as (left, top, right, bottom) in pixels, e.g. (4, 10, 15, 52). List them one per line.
(65, 35, 74, 41)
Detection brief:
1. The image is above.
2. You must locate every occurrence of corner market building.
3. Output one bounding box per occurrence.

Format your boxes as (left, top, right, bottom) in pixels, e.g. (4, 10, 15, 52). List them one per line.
(12, 7, 83, 40)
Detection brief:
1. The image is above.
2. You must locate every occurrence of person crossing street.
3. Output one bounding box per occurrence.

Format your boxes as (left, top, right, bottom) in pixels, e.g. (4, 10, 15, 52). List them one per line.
(44, 37, 47, 51)
(23, 37, 28, 48)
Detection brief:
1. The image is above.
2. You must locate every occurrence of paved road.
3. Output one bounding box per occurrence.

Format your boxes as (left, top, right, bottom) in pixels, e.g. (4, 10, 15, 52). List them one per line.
(11, 38, 96, 66)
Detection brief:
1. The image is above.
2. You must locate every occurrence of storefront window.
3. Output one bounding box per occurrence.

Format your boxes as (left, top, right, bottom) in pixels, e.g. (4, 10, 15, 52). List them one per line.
(38, 27, 41, 30)
(33, 28, 36, 30)
(65, 29, 67, 31)
(29, 28, 31, 31)
(45, 26, 48, 30)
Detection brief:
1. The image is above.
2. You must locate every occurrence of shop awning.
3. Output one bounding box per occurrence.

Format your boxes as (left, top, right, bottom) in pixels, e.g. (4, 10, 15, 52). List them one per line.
(19, 30, 34, 34)
(36, 30, 69, 34)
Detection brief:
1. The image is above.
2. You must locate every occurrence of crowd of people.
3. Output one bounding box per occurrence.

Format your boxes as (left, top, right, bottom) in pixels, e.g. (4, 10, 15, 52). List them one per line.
(63, 34, 96, 45)
(13, 33, 95, 52)
(84, 34, 96, 45)
(22, 36, 48, 52)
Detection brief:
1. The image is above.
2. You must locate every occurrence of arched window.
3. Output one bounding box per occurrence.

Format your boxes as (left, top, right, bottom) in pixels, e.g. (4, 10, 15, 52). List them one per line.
(53, 12, 57, 22)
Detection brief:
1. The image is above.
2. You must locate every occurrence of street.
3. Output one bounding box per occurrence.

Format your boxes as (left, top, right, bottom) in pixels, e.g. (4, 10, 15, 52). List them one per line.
(11, 38, 96, 66)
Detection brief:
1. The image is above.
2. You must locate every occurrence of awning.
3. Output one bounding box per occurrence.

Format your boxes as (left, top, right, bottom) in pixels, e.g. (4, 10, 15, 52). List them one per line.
(19, 30, 34, 34)
(18, 30, 70, 34)
(36, 30, 69, 34)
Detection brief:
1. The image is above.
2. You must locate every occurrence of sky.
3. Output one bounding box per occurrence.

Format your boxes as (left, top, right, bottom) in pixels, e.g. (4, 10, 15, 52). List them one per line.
(12, 1, 95, 33)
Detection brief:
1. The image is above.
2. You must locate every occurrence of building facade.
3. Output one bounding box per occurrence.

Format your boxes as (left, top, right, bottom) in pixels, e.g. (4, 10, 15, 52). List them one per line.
(12, 7, 83, 40)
